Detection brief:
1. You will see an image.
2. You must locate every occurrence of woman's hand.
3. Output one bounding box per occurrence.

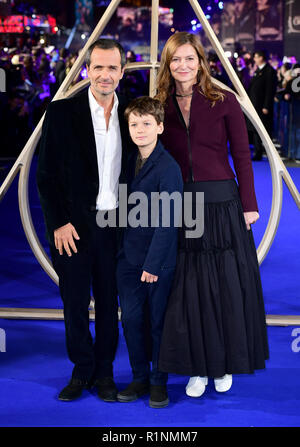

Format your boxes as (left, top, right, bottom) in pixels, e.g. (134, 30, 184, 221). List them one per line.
(141, 271, 158, 283)
(243, 211, 259, 230)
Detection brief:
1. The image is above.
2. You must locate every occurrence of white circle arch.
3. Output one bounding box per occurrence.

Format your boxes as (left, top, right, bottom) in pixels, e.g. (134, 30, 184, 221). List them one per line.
(15, 73, 299, 285)
(0, 0, 299, 325)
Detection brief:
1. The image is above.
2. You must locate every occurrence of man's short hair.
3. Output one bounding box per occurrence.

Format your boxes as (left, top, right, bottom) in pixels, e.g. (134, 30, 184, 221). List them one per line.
(254, 50, 269, 62)
(59, 48, 68, 59)
(86, 39, 126, 68)
(124, 96, 165, 124)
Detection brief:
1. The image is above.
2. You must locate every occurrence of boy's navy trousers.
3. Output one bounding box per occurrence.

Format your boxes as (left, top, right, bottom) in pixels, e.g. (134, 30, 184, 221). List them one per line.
(117, 251, 175, 385)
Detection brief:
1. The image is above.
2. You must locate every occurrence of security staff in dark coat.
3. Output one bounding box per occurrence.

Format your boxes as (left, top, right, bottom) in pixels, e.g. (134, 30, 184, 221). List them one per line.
(247, 50, 277, 160)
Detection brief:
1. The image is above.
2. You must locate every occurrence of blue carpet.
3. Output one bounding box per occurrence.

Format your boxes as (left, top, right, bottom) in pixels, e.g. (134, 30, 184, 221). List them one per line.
(0, 155, 300, 427)
(0, 320, 300, 427)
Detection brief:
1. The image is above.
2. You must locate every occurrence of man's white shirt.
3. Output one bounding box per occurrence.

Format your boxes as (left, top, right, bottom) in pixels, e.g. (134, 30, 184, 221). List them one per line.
(258, 63, 266, 71)
(88, 87, 122, 211)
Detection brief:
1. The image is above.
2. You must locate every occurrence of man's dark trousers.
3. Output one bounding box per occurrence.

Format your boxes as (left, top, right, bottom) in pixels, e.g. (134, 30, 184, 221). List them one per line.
(117, 251, 175, 386)
(50, 213, 119, 382)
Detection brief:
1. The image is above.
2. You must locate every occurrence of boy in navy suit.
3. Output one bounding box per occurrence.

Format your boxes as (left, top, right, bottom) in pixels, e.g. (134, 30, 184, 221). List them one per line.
(116, 96, 183, 408)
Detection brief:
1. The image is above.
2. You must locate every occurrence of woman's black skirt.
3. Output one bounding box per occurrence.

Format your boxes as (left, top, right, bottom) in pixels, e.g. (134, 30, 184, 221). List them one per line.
(158, 179, 269, 378)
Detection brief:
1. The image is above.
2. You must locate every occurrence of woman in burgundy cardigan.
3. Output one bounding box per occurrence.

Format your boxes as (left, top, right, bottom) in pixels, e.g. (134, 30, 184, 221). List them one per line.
(156, 32, 269, 397)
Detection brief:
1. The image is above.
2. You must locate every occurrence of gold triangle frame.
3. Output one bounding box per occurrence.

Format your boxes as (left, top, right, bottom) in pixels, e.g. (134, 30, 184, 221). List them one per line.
(0, 0, 299, 325)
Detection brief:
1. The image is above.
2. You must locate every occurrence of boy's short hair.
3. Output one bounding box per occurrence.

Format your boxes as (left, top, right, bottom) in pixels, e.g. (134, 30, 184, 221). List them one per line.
(124, 96, 164, 124)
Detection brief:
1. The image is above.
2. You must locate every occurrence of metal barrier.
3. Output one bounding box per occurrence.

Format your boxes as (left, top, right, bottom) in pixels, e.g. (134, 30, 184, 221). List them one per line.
(274, 97, 300, 160)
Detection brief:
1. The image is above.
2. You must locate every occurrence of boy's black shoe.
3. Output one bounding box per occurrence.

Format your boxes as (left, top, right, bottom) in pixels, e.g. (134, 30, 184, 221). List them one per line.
(149, 385, 169, 408)
(58, 378, 90, 401)
(117, 381, 149, 402)
(93, 377, 118, 402)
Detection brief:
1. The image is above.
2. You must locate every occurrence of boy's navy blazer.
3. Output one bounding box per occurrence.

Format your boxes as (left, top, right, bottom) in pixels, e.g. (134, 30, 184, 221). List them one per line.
(121, 140, 183, 276)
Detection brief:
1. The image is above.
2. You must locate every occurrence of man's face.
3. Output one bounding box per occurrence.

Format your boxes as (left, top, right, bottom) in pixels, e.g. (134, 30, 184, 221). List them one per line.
(257, 0, 269, 11)
(234, 0, 246, 17)
(128, 113, 163, 150)
(236, 57, 242, 68)
(87, 47, 124, 97)
(254, 53, 264, 66)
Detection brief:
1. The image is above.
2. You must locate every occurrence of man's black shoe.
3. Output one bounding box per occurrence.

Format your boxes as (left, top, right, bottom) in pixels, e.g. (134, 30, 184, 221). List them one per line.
(94, 377, 118, 402)
(117, 381, 149, 402)
(149, 385, 169, 408)
(58, 378, 90, 401)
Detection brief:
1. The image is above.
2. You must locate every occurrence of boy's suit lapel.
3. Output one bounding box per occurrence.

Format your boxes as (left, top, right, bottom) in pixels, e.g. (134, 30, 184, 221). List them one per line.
(130, 141, 164, 190)
(127, 150, 138, 189)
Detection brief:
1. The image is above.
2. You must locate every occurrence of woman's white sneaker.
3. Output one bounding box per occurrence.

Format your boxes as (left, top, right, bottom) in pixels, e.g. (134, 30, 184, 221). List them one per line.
(214, 374, 232, 392)
(185, 376, 208, 397)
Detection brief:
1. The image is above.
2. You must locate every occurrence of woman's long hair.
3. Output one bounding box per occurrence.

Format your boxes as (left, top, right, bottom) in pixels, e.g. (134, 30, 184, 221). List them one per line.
(156, 32, 225, 106)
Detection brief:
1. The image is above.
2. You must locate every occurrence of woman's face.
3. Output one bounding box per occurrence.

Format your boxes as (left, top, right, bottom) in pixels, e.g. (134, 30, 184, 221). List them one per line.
(169, 43, 200, 86)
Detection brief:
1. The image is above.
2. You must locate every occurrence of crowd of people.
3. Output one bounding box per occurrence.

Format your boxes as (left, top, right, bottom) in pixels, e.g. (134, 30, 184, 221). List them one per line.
(0, 34, 300, 159)
(0, 37, 79, 156)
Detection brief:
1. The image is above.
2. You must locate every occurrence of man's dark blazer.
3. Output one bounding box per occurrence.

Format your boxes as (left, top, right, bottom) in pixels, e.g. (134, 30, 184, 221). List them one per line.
(247, 63, 277, 132)
(36, 87, 134, 246)
(53, 58, 66, 92)
(121, 140, 183, 276)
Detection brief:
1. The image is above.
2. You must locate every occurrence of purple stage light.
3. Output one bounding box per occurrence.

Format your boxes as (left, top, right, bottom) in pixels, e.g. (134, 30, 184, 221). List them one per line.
(80, 67, 88, 79)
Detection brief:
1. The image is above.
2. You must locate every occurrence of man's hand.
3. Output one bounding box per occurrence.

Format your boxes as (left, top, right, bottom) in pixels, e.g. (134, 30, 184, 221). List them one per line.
(141, 271, 158, 283)
(54, 223, 80, 256)
(243, 211, 259, 230)
(262, 108, 269, 115)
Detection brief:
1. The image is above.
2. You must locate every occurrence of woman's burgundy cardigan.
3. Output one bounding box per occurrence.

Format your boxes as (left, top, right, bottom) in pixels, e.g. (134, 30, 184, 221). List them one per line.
(160, 86, 258, 212)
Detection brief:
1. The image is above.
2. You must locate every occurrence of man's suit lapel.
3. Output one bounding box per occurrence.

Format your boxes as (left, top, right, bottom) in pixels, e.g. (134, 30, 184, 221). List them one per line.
(250, 69, 260, 86)
(72, 89, 99, 182)
(251, 64, 268, 85)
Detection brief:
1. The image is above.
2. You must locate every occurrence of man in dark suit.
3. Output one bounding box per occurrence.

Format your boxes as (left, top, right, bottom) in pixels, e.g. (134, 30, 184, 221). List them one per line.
(236, 56, 251, 90)
(52, 48, 68, 95)
(37, 39, 133, 402)
(115, 97, 183, 408)
(247, 50, 277, 160)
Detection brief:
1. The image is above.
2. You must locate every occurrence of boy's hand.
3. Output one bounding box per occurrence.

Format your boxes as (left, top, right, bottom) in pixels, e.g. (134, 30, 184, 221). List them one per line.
(141, 271, 158, 283)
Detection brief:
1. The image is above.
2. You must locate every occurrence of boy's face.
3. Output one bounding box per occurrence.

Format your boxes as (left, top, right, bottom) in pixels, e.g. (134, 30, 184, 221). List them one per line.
(128, 112, 164, 151)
